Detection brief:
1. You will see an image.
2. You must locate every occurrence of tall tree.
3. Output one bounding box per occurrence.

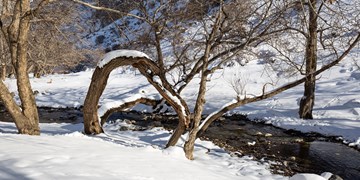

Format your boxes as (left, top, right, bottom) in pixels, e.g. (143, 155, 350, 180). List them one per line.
(267, 0, 360, 119)
(299, 0, 318, 119)
(0, 0, 53, 135)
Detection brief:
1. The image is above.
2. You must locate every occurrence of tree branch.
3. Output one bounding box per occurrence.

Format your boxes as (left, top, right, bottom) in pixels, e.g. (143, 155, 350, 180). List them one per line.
(197, 32, 360, 137)
(71, 0, 148, 23)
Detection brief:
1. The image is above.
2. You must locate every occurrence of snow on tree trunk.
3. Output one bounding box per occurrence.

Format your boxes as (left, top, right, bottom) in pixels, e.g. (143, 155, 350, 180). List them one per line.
(83, 55, 150, 134)
(83, 50, 190, 137)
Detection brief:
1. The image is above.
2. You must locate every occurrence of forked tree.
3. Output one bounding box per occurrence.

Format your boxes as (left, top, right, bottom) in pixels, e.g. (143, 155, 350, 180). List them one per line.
(0, 0, 54, 135)
(77, 0, 360, 159)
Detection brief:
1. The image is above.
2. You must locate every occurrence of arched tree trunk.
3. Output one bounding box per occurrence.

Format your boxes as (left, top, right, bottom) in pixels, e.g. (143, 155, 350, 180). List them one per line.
(83, 57, 145, 134)
(83, 53, 191, 148)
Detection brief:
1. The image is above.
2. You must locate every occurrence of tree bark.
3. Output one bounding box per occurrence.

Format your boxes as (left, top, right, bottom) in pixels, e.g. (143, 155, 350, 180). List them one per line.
(183, 4, 223, 159)
(83, 57, 162, 134)
(299, 0, 318, 119)
(0, 34, 6, 80)
(0, 0, 41, 135)
(0, 80, 39, 135)
(166, 121, 186, 148)
(100, 97, 159, 125)
(0, 63, 5, 80)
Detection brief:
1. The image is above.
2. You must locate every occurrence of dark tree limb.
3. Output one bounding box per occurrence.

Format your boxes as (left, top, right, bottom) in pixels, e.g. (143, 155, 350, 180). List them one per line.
(100, 97, 160, 125)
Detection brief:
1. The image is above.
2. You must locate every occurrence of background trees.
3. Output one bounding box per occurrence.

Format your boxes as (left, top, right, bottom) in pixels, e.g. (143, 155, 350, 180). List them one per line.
(267, 0, 360, 119)
(0, 0, 89, 134)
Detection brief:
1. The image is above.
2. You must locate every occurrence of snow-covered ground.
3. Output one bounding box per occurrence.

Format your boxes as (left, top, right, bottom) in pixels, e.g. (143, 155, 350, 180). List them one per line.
(1, 51, 359, 179)
(0, 121, 286, 180)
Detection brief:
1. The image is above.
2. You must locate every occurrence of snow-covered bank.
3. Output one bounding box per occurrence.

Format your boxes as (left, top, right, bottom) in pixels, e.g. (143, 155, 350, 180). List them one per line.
(0, 121, 285, 180)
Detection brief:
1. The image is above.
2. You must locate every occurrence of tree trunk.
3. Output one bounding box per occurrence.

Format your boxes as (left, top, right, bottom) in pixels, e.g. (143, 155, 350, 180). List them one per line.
(183, 71, 206, 159)
(166, 121, 186, 147)
(15, 2, 39, 127)
(299, 0, 318, 119)
(0, 0, 40, 135)
(1, 63, 5, 80)
(0, 80, 39, 135)
(2, 0, 9, 15)
(0, 33, 6, 81)
(83, 67, 109, 134)
(83, 57, 150, 134)
(183, 7, 223, 159)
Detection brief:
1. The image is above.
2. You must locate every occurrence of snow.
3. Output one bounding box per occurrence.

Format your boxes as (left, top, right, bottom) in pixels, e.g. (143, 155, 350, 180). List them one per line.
(153, 75, 187, 117)
(198, 98, 238, 131)
(1, 48, 360, 179)
(3, 56, 360, 149)
(0, 121, 285, 180)
(98, 89, 154, 118)
(97, 49, 151, 68)
(289, 174, 327, 180)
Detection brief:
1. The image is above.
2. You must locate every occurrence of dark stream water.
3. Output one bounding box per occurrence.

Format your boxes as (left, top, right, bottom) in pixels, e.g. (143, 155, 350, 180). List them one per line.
(115, 112, 360, 179)
(1, 106, 359, 179)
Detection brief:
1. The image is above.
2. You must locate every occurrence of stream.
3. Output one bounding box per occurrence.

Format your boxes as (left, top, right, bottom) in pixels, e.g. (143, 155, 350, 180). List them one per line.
(1, 106, 359, 179)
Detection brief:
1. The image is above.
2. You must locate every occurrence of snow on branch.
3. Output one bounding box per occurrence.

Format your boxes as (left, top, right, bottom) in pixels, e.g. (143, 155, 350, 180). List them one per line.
(97, 50, 151, 68)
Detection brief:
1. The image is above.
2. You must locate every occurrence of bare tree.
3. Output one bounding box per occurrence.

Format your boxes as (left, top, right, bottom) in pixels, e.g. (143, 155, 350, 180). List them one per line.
(267, 0, 360, 119)
(0, 33, 7, 80)
(0, 0, 54, 135)
(75, 0, 286, 158)
(75, 0, 360, 159)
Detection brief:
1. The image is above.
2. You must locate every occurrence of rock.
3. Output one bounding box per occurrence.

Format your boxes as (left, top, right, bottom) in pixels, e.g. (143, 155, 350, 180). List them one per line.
(256, 131, 263, 136)
(124, 119, 136, 124)
(265, 133, 272, 137)
(329, 174, 343, 180)
(321, 172, 333, 179)
(247, 141, 256, 146)
(150, 121, 162, 127)
(119, 126, 129, 131)
(290, 173, 327, 180)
